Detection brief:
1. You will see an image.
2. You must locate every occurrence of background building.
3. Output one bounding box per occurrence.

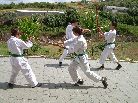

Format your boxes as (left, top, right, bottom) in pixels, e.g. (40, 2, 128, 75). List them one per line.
(103, 6, 128, 13)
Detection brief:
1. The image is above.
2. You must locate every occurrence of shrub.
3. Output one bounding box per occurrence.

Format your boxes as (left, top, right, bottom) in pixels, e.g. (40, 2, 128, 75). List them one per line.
(63, 9, 80, 27)
(99, 11, 137, 26)
(116, 23, 138, 37)
(95, 42, 106, 51)
(0, 2, 72, 10)
(18, 17, 42, 52)
(31, 13, 43, 22)
(79, 9, 110, 33)
(18, 16, 41, 40)
(0, 12, 18, 26)
(42, 9, 80, 28)
(79, 9, 97, 31)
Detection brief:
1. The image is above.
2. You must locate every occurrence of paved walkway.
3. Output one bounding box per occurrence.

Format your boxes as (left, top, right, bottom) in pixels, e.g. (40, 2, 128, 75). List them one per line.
(0, 57, 138, 103)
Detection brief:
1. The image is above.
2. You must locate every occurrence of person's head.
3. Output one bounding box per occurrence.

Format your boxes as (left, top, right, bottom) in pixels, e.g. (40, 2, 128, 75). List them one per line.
(72, 25, 83, 36)
(11, 28, 22, 38)
(70, 19, 78, 26)
(110, 21, 117, 30)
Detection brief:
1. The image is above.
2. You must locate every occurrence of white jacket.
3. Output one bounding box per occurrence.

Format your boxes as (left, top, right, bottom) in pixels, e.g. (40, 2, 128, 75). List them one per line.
(104, 29, 116, 49)
(64, 35, 88, 63)
(7, 36, 33, 66)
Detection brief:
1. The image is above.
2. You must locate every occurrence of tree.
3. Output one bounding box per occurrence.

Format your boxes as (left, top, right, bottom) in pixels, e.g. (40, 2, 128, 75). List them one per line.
(8, 2, 15, 9)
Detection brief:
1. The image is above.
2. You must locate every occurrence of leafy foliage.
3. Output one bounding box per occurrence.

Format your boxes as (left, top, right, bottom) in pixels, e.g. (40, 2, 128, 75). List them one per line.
(42, 9, 80, 28)
(31, 43, 41, 53)
(18, 17, 41, 52)
(116, 23, 138, 37)
(0, 12, 18, 26)
(95, 42, 106, 51)
(64, 9, 80, 27)
(79, 9, 97, 30)
(99, 11, 137, 26)
(18, 16, 40, 40)
(0, 2, 72, 10)
(0, 1, 137, 39)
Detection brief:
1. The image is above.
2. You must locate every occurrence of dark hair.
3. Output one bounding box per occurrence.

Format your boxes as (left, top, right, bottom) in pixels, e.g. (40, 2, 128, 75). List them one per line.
(72, 25, 83, 35)
(11, 28, 22, 36)
(112, 21, 117, 28)
(70, 19, 78, 24)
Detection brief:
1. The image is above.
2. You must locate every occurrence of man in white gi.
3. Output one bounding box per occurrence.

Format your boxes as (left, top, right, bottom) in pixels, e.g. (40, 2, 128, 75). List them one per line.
(59, 19, 78, 66)
(54, 25, 108, 89)
(7, 28, 42, 88)
(97, 21, 122, 70)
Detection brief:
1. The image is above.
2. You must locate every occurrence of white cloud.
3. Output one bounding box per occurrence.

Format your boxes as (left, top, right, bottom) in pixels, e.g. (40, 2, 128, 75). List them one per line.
(0, 0, 78, 4)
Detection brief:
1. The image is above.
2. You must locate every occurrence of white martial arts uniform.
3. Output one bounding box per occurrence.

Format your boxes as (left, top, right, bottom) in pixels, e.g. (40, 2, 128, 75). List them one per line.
(7, 36, 38, 87)
(59, 25, 76, 62)
(64, 35, 102, 82)
(99, 29, 118, 64)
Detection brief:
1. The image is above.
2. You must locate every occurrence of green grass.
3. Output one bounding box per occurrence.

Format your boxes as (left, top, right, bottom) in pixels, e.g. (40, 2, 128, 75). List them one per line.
(87, 42, 138, 61)
(1, 42, 138, 61)
(0, 43, 9, 55)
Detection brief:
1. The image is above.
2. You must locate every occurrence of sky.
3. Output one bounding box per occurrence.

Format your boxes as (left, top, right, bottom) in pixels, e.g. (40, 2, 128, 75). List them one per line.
(0, 0, 84, 4)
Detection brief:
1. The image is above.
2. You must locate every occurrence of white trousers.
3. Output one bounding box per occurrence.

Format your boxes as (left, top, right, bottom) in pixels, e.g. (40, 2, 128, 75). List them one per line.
(68, 56, 102, 83)
(99, 47, 118, 64)
(9, 57, 38, 87)
(59, 49, 68, 62)
(59, 45, 74, 62)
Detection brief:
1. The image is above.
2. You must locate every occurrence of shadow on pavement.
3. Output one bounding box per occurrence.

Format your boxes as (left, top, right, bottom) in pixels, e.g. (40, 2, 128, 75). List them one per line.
(41, 83, 103, 89)
(0, 82, 104, 89)
(0, 82, 8, 90)
(13, 85, 30, 88)
(0, 82, 31, 90)
(90, 68, 116, 71)
(44, 64, 69, 68)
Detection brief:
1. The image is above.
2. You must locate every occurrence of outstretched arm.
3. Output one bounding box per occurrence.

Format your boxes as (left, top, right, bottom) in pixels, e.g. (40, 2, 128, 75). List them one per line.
(21, 35, 35, 49)
(53, 41, 68, 50)
(82, 29, 91, 34)
(53, 37, 77, 50)
(53, 41, 64, 46)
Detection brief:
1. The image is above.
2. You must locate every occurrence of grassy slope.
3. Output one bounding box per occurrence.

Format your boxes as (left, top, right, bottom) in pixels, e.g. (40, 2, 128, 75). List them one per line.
(1, 42, 138, 61)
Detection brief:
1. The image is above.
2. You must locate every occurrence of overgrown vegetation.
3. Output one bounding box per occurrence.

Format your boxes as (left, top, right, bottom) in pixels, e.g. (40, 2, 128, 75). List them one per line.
(0, 1, 137, 36)
(0, 42, 138, 61)
(0, 1, 138, 60)
(0, 2, 72, 10)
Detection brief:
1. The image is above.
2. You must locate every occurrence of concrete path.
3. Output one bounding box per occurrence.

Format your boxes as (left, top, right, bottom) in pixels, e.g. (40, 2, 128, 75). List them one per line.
(0, 57, 138, 103)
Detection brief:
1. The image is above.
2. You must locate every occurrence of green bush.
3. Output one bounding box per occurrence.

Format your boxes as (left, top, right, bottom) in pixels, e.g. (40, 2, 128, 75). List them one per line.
(116, 23, 138, 37)
(79, 9, 96, 30)
(95, 42, 106, 51)
(0, 2, 72, 10)
(99, 11, 112, 20)
(79, 9, 110, 33)
(0, 2, 137, 39)
(31, 13, 43, 22)
(18, 16, 42, 52)
(127, 6, 138, 17)
(0, 12, 18, 26)
(99, 11, 137, 26)
(18, 16, 41, 40)
(42, 9, 80, 28)
(43, 14, 66, 28)
(63, 9, 80, 27)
